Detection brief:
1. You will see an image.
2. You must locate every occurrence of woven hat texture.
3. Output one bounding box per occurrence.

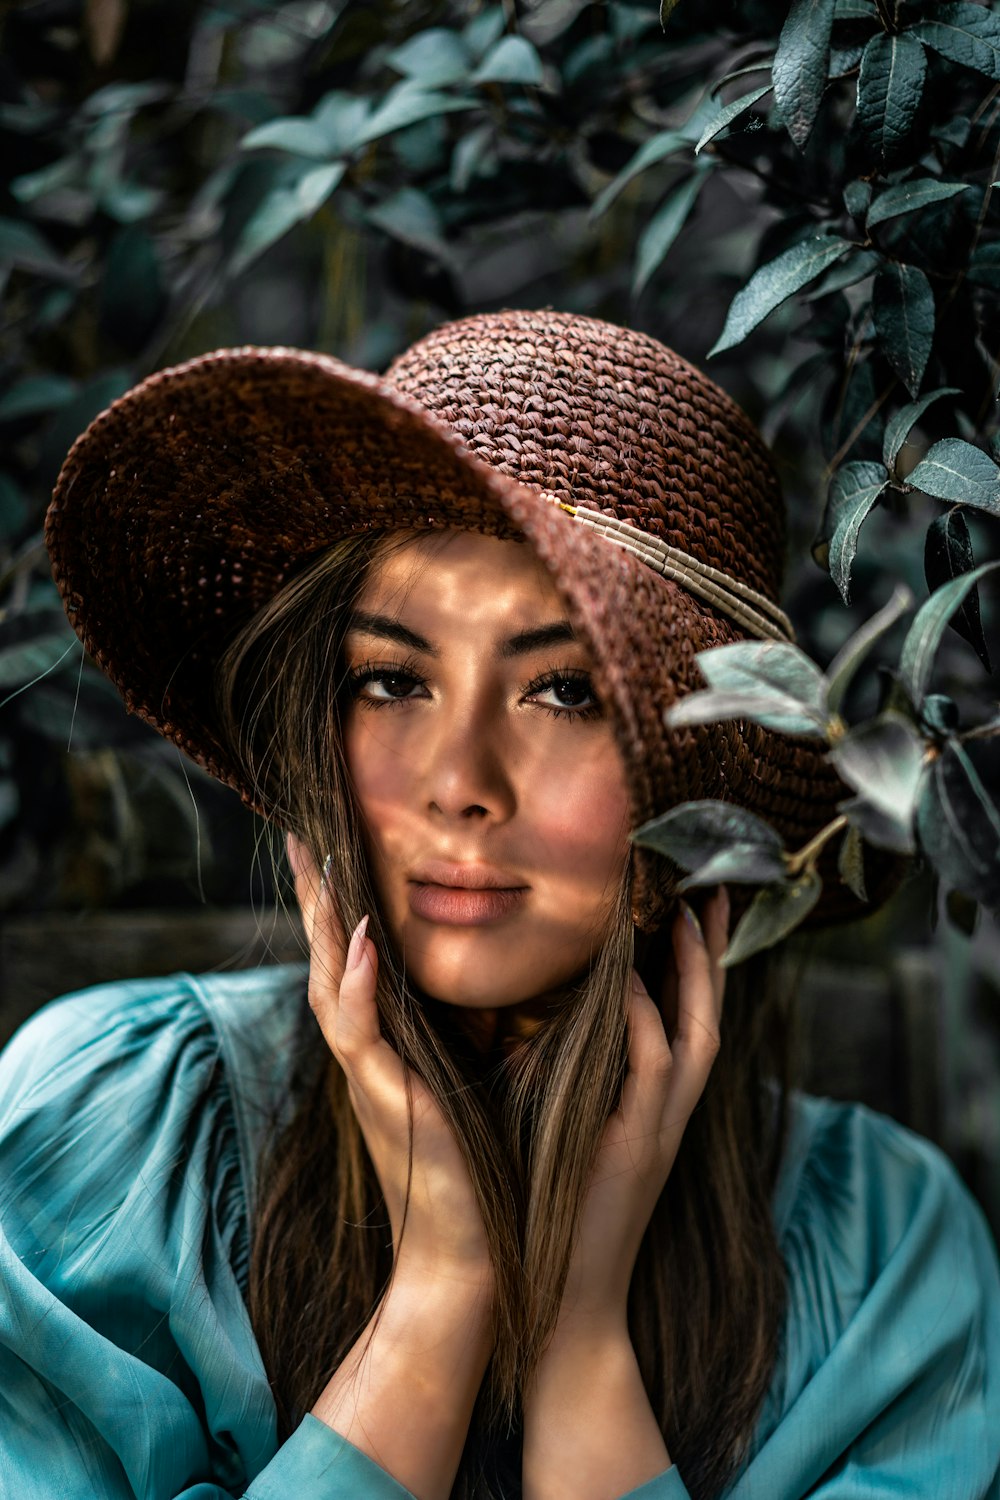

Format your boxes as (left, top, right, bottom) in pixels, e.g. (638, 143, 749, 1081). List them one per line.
(46, 308, 885, 931)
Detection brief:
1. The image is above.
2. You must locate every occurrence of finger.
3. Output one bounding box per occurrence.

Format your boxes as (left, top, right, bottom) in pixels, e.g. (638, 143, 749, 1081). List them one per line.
(668, 902, 722, 1118)
(701, 885, 729, 1016)
(621, 971, 674, 1120)
(335, 916, 386, 1060)
(286, 833, 348, 1022)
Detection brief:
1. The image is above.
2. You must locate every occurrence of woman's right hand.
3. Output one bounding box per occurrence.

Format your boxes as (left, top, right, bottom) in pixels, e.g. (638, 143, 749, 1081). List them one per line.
(286, 833, 494, 1295)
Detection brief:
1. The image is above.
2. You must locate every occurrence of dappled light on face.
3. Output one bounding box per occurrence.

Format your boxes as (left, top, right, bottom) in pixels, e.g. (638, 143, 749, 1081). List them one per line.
(341, 530, 631, 1013)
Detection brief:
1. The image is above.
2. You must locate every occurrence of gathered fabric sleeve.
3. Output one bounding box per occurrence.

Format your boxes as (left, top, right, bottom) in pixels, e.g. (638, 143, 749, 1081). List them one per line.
(0, 975, 432, 1500)
(726, 1095, 1000, 1499)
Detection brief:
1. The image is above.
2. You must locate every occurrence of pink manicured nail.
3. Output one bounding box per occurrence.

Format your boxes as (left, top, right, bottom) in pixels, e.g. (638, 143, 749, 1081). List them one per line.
(680, 901, 705, 944)
(346, 915, 370, 972)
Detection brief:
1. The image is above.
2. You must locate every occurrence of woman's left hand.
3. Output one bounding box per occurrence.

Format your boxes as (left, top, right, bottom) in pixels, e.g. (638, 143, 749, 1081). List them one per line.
(557, 884, 730, 1335)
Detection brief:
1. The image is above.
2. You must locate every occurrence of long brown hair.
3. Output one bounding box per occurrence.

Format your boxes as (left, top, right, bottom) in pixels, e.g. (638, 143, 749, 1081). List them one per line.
(214, 533, 792, 1499)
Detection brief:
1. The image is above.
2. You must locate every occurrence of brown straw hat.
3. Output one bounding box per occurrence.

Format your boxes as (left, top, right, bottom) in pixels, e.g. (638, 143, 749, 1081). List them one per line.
(45, 307, 881, 932)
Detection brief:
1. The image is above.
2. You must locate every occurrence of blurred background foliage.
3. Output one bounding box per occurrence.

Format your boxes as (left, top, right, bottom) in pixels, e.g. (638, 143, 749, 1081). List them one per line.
(1, 0, 999, 1211)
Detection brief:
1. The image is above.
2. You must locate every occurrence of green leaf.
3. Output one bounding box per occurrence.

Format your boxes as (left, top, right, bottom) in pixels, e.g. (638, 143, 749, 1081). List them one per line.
(667, 641, 831, 736)
(825, 460, 889, 603)
(589, 130, 689, 220)
(843, 179, 872, 219)
(883, 387, 961, 472)
(837, 823, 868, 901)
(471, 34, 544, 85)
(872, 262, 934, 398)
(100, 226, 165, 350)
(709, 236, 852, 355)
(660, 0, 683, 24)
(365, 188, 447, 256)
(694, 82, 773, 154)
(631, 799, 788, 885)
(857, 32, 927, 165)
(357, 86, 477, 146)
(0, 216, 70, 279)
(633, 172, 707, 295)
(773, 0, 837, 147)
(825, 584, 914, 713)
(230, 161, 345, 275)
(907, 438, 1000, 514)
(968, 240, 1000, 289)
(311, 93, 375, 156)
(462, 6, 506, 61)
(385, 29, 471, 88)
(700, 640, 828, 706)
(666, 689, 829, 736)
(829, 711, 926, 852)
(917, 740, 1000, 905)
(241, 117, 341, 159)
(867, 177, 969, 228)
(835, 0, 876, 17)
(924, 509, 991, 671)
(899, 560, 1000, 705)
(0, 635, 78, 690)
(910, 4, 1000, 80)
(804, 247, 880, 300)
(721, 869, 823, 966)
(0, 375, 77, 423)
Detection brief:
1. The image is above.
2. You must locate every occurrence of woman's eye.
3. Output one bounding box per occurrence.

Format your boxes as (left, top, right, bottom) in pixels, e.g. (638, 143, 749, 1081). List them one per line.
(527, 672, 600, 717)
(348, 664, 426, 705)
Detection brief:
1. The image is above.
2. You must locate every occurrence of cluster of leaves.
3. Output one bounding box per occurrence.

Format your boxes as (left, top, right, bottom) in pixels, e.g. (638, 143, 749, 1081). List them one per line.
(0, 0, 997, 930)
(617, 0, 1000, 959)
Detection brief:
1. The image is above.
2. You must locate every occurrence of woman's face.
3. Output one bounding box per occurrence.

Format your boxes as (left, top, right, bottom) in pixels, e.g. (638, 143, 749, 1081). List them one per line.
(341, 530, 631, 1013)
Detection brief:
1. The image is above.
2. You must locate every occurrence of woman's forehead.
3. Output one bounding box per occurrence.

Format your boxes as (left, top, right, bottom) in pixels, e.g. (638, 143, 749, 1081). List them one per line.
(354, 528, 566, 624)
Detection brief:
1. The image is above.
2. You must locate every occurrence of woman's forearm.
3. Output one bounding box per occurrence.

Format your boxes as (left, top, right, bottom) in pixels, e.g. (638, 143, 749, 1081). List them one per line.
(522, 1319, 671, 1500)
(310, 1267, 494, 1500)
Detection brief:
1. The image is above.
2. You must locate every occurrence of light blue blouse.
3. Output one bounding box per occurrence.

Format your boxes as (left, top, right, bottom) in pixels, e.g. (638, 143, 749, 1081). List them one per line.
(0, 966, 997, 1499)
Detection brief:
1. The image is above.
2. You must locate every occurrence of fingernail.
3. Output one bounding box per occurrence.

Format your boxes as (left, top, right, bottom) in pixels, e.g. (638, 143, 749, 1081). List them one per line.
(346, 914, 370, 972)
(680, 901, 705, 944)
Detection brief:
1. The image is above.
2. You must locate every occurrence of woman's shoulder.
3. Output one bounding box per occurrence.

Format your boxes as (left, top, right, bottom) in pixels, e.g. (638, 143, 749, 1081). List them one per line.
(745, 1089, 1000, 1490)
(0, 963, 310, 1214)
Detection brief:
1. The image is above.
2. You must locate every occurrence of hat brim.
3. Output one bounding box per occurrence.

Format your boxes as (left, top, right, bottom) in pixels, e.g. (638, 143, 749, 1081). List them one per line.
(46, 346, 895, 931)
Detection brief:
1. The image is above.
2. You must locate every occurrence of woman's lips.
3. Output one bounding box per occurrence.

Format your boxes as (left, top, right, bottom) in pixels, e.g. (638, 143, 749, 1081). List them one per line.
(407, 882, 528, 926)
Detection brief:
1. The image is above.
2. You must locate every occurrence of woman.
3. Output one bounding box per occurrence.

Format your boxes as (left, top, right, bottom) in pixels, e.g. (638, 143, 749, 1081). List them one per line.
(2, 310, 997, 1500)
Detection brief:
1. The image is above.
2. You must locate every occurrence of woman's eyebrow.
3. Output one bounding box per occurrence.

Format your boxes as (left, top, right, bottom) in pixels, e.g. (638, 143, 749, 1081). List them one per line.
(346, 612, 579, 659)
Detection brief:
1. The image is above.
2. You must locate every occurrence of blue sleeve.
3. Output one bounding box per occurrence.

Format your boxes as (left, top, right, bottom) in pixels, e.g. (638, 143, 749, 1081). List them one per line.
(729, 1097, 1000, 1498)
(0, 978, 421, 1500)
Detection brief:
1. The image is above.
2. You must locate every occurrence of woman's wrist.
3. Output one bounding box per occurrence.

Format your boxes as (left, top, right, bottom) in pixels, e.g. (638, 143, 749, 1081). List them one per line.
(523, 1322, 671, 1500)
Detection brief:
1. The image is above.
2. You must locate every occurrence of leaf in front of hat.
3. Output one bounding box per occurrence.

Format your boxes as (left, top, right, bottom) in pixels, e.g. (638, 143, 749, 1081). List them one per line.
(837, 824, 868, 903)
(872, 262, 935, 399)
(907, 438, 1000, 516)
(667, 641, 831, 737)
(772, 0, 836, 149)
(709, 235, 853, 356)
(822, 460, 890, 604)
(830, 712, 926, 853)
(720, 869, 823, 967)
(899, 560, 1000, 708)
(916, 738, 1000, 907)
(825, 583, 914, 715)
(632, 799, 789, 887)
(924, 509, 991, 673)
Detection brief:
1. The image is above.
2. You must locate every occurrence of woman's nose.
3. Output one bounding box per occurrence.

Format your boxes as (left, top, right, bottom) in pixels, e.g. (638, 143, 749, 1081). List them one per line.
(421, 712, 517, 824)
